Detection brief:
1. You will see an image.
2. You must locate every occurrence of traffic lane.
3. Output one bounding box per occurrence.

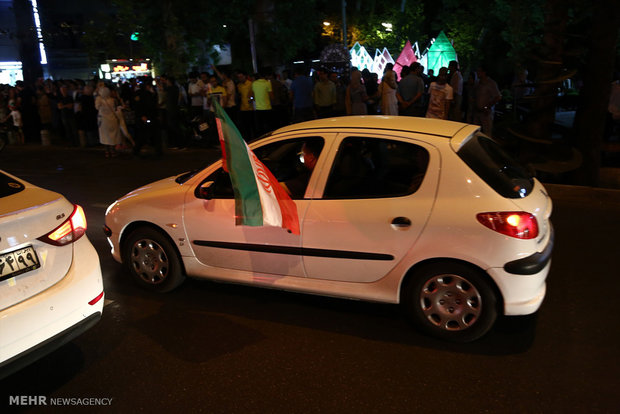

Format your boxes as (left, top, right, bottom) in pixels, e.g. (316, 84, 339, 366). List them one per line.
(1, 146, 618, 411)
(73, 184, 617, 413)
(2, 266, 542, 413)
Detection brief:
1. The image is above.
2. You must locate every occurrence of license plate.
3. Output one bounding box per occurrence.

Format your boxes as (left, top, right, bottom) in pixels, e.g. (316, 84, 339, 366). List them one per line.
(0, 246, 41, 282)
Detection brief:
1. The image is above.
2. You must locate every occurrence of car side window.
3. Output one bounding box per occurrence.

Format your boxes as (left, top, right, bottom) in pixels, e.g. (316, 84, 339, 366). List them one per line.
(196, 137, 324, 200)
(323, 137, 429, 199)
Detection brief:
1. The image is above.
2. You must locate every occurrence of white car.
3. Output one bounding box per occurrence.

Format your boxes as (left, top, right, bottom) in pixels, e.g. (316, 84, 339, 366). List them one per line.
(0, 170, 104, 379)
(104, 116, 553, 342)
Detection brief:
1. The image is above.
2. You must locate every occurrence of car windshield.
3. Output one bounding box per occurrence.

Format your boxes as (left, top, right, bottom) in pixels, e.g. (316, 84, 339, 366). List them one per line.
(457, 134, 534, 199)
(0, 172, 25, 198)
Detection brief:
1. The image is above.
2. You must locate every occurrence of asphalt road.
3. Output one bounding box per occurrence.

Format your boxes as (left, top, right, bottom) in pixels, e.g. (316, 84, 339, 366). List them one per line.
(1, 144, 618, 413)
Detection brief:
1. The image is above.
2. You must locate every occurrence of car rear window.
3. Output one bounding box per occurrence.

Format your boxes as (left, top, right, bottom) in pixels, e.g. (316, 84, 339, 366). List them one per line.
(0, 172, 25, 198)
(457, 134, 533, 199)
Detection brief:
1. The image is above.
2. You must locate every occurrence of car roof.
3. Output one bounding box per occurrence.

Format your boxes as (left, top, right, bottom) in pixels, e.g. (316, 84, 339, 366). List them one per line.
(271, 115, 475, 139)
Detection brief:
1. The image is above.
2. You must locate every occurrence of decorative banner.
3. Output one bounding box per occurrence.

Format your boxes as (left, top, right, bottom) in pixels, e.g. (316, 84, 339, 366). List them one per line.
(425, 31, 458, 75)
(350, 37, 453, 78)
(393, 40, 418, 80)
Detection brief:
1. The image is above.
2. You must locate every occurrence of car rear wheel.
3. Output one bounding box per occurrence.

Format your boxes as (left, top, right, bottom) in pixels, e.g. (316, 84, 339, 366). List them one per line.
(403, 262, 498, 342)
(123, 227, 185, 293)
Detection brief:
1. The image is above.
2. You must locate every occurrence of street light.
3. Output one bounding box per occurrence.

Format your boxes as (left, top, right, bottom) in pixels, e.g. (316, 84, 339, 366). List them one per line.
(382, 22, 393, 32)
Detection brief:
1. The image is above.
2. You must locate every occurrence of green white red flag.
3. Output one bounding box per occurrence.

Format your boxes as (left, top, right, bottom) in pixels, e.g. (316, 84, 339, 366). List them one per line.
(213, 100, 300, 235)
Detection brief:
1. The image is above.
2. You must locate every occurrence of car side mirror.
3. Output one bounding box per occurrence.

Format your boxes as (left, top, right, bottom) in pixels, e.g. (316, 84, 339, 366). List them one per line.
(198, 181, 215, 199)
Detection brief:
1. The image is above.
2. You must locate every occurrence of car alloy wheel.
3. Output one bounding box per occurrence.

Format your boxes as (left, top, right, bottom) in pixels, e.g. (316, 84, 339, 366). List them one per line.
(123, 227, 185, 292)
(403, 262, 498, 342)
(130, 238, 169, 285)
(419, 274, 482, 331)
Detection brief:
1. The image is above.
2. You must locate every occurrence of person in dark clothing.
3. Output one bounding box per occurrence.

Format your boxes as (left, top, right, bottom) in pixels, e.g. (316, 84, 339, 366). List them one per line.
(15, 81, 39, 143)
(76, 83, 99, 146)
(282, 140, 321, 199)
(58, 84, 79, 145)
(162, 75, 184, 148)
(362, 69, 379, 115)
(132, 78, 162, 156)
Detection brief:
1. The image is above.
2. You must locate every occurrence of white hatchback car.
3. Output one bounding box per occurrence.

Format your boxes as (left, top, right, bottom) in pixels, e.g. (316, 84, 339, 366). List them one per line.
(0, 170, 104, 379)
(104, 116, 553, 342)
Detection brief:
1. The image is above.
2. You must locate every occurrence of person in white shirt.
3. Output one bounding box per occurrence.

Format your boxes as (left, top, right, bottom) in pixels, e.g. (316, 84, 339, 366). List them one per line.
(2, 103, 24, 145)
(426, 67, 453, 120)
(187, 72, 205, 118)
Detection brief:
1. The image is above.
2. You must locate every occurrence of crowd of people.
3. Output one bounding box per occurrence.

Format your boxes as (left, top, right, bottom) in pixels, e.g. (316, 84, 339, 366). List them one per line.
(0, 61, 505, 157)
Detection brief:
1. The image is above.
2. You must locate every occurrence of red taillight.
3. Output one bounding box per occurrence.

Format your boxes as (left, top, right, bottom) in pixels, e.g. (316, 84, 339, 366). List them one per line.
(89, 291, 104, 305)
(38, 204, 87, 246)
(476, 212, 539, 239)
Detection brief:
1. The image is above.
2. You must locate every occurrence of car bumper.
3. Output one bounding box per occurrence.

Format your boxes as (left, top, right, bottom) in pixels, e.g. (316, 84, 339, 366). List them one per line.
(0, 237, 104, 379)
(490, 226, 553, 315)
(489, 257, 551, 316)
(103, 224, 122, 263)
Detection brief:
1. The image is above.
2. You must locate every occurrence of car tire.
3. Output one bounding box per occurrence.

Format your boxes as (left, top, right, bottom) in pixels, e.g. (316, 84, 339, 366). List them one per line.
(123, 227, 185, 293)
(403, 262, 498, 342)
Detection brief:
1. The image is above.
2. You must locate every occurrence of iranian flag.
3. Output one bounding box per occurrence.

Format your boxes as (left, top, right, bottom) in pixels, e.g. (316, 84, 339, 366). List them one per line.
(213, 100, 300, 235)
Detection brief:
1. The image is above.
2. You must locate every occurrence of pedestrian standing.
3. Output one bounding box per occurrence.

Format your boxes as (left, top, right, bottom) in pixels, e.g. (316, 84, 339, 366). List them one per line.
(95, 84, 122, 157)
(379, 63, 398, 115)
(236, 71, 255, 141)
(345, 69, 368, 115)
(252, 71, 273, 136)
(474, 66, 502, 136)
(426, 67, 453, 120)
(290, 67, 314, 123)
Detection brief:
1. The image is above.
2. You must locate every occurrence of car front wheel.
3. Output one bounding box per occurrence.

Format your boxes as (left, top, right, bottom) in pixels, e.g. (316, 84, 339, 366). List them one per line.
(123, 227, 185, 293)
(403, 262, 498, 342)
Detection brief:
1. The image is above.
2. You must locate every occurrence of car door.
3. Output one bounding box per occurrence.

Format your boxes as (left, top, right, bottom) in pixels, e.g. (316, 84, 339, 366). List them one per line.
(183, 135, 328, 277)
(301, 133, 440, 282)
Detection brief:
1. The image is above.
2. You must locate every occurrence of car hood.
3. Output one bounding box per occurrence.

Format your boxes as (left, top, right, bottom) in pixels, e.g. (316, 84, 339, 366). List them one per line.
(115, 175, 182, 203)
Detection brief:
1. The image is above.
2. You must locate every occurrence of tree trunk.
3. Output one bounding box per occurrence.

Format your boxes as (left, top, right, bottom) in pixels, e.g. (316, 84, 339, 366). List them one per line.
(572, 3, 620, 186)
(527, 0, 567, 142)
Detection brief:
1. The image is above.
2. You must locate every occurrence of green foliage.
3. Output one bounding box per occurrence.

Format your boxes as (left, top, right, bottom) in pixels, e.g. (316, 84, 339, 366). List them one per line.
(348, 3, 425, 54)
(80, 0, 609, 85)
(427, 0, 546, 72)
(491, 0, 545, 63)
(100, 0, 257, 76)
(81, 11, 131, 65)
(255, 1, 323, 64)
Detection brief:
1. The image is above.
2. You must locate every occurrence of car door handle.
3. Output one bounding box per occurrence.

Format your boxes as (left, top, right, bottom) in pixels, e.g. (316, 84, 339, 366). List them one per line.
(391, 217, 412, 229)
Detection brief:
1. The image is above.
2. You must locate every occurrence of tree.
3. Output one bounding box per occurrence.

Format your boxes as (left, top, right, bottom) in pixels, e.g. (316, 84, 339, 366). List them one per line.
(573, 3, 620, 185)
(349, 3, 424, 53)
(82, 0, 335, 75)
(254, 1, 323, 66)
(82, 0, 258, 76)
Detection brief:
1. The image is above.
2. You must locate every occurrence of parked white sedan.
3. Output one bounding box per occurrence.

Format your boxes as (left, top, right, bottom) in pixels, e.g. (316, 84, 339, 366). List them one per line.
(104, 116, 553, 342)
(0, 170, 104, 379)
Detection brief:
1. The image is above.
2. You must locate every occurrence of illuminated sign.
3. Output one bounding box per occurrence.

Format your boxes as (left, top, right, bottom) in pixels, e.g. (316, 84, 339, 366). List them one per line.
(112, 63, 150, 73)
